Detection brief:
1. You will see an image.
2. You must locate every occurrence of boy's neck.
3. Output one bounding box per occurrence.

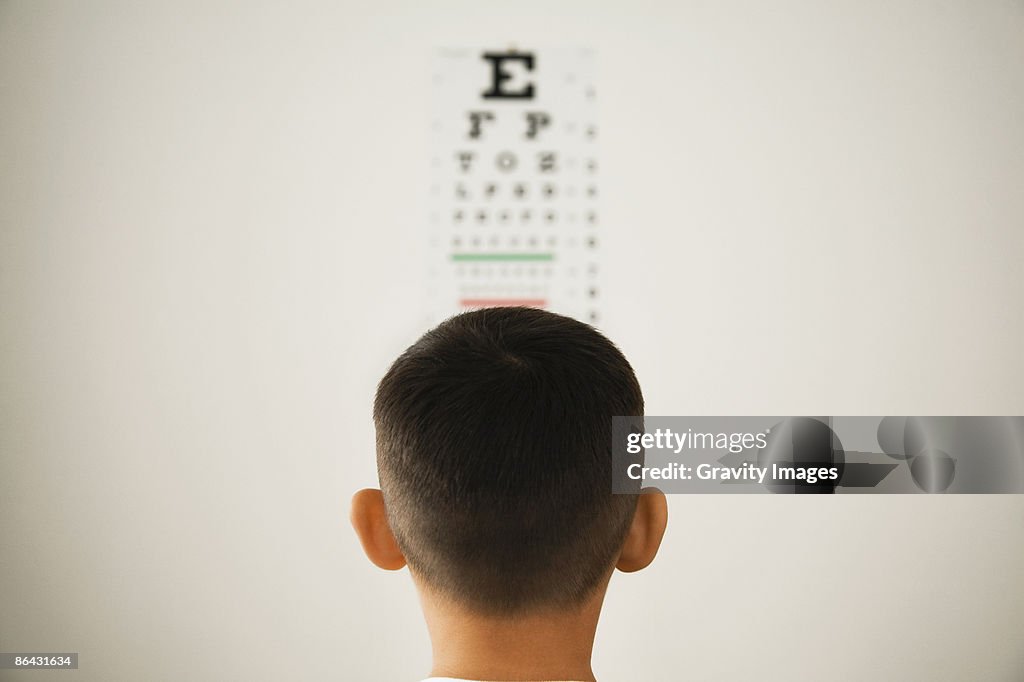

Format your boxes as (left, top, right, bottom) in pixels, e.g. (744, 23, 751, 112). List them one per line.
(419, 590, 604, 682)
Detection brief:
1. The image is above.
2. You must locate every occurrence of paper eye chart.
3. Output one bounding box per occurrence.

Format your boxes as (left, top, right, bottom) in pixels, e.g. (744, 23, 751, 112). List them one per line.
(427, 47, 600, 325)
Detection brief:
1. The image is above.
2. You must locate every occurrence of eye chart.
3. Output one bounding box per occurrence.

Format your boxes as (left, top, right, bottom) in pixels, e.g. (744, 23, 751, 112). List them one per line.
(428, 47, 600, 325)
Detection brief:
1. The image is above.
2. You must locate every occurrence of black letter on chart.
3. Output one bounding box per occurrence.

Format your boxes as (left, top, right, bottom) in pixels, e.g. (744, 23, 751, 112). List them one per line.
(482, 52, 536, 99)
(456, 152, 475, 172)
(525, 112, 550, 139)
(538, 152, 557, 173)
(467, 111, 495, 139)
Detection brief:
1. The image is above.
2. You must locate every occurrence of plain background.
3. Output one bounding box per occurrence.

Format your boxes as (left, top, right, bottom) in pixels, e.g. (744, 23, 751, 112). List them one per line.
(2, 1, 1023, 680)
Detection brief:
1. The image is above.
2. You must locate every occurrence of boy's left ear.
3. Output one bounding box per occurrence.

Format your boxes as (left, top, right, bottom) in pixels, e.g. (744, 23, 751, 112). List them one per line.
(350, 488, 407, 571)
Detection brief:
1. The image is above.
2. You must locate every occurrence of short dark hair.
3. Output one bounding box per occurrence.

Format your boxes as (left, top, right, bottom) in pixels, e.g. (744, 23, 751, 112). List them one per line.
(373, 307, 644, 614)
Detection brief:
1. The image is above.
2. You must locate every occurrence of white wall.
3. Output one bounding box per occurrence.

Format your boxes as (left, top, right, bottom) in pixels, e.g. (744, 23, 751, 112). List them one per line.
(1, 2, 1023, 680)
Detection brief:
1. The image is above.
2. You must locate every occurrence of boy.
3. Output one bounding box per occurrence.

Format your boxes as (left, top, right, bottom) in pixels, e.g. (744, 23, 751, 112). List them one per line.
(351, 307, 667, 682)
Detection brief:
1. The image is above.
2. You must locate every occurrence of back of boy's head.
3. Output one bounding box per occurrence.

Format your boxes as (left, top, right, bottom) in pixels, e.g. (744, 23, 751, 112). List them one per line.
(373, 307, 644, 615)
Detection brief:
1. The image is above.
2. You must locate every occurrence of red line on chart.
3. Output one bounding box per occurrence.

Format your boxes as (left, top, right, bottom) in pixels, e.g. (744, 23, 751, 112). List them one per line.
(459, 298, 547, 308)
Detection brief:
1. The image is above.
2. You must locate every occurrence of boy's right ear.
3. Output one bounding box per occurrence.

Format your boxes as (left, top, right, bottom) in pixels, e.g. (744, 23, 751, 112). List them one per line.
(615, 489, 668, 573)
(350, 489, 407, 571)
